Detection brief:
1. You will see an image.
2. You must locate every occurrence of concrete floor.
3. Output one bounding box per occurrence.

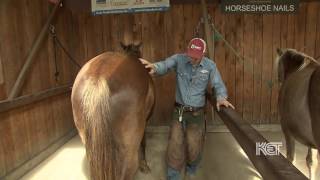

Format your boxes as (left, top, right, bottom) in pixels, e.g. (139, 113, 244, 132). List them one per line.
(21, 131, 319, 180)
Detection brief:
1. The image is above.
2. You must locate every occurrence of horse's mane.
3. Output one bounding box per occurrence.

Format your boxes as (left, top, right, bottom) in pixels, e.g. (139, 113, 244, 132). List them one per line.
(276, 48, 320, 83)
(120, 42, 142, 58)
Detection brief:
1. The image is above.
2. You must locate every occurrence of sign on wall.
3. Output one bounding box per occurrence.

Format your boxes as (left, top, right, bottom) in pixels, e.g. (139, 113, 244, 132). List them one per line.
(91, 0, 170, 15)
(221, 0, 299, 14)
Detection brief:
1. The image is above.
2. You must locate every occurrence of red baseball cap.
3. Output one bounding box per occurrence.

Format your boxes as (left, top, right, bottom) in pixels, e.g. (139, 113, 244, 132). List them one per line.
(186, 38, 206, 59)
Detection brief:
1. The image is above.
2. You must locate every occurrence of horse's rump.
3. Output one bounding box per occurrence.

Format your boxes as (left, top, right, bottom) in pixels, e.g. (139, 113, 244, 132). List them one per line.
(309, 67, 320, 149)
(279, 66, 317, 146)
(71, 50, 154, 180)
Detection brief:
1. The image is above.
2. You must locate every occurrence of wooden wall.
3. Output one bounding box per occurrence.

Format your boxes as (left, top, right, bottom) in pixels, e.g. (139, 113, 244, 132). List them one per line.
(211, 2, 320, 124)
(0, 0, 320, 177)
(0, 0, 76, 178)
(61, 1, 320, 125)
(0, 1, 79, 97)
(0, 94, 74, 178)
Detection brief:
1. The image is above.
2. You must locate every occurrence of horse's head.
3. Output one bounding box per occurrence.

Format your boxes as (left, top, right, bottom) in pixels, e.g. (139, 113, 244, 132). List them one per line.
(276, 48, 311, 83)
(120, 42, 142, 58)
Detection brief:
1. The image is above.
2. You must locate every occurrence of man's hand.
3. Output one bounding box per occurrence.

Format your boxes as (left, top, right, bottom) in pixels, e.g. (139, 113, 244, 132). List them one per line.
(216, 99, 235, 111)
(139, 58, 156, 75)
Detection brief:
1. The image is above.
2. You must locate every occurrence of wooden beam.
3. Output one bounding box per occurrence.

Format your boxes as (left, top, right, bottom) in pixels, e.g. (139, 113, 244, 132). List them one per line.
(61, 0, 316, 13)
(0, 84, 71, 114)
(201, 0, 214, 59)
(206, 96, 308, 180)
(8, 1, 61, 100)
(0, 56, 4, 84)
(201, 0, 216, 124)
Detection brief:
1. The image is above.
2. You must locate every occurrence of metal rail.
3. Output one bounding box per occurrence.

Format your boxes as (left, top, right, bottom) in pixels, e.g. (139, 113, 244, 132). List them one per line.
(207, 96, 308, 180)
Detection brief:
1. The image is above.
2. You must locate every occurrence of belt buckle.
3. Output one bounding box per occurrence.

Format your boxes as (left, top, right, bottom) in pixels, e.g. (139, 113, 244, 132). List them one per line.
(184, 106, 192, 112)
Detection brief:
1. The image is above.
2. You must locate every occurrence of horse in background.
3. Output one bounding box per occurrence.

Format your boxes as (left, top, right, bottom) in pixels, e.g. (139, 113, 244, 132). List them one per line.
(71, 42, 154, 180)
(276, 48, 320, 178)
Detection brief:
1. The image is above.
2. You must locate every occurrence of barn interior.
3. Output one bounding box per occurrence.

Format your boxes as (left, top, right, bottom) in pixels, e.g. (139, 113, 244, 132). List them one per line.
(0, 0, 320, 180)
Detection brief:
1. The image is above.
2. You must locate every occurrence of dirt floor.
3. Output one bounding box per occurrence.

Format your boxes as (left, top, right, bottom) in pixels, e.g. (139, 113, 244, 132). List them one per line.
(21, 130, 319, 180)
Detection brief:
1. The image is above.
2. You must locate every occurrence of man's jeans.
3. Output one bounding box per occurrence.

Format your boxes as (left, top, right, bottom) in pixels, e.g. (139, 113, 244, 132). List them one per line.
(167, 158, 201, 180)
(166, 108, 205, 180)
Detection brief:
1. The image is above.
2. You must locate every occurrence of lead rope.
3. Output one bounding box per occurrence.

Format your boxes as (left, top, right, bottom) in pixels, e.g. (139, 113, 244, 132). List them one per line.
(49, 25, 60, 84)
(193, 17, 204, 38)
(49, 24, 82, 71)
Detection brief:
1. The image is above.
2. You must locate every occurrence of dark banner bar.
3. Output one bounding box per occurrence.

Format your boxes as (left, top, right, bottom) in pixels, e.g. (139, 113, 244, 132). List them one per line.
(221, 0, 299, 13)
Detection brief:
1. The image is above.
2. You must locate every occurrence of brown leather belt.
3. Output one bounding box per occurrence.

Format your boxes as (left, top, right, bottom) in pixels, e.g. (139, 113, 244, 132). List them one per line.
(175, 102, 203, 112)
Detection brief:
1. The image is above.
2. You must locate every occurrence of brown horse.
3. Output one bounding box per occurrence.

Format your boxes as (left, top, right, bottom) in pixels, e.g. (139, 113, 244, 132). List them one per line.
(276, 48, 320, 177)
(71, 43, 154, 180)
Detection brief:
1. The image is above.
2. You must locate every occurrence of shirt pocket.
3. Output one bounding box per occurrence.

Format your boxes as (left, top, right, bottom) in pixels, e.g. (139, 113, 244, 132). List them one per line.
(193, 73, 209, 88)
(177, 69, 188, 80)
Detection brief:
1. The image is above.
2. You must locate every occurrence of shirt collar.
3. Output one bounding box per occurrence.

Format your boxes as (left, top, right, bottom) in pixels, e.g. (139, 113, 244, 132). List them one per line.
(186, 57, 205, 67)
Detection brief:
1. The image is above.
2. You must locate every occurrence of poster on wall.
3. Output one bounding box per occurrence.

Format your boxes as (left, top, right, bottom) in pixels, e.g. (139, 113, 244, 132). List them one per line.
(91, 0, 170, 15)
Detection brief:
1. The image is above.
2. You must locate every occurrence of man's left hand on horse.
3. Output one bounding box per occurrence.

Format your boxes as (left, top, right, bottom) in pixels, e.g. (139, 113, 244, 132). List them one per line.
(216, 99, 235, 111)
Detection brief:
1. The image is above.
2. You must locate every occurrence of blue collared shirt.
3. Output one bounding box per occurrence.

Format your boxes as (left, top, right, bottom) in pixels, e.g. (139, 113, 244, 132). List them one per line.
(153, 53, 228, 107)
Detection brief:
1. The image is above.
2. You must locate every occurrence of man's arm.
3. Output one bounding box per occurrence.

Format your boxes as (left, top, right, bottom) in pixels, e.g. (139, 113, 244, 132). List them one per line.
(140, 54, 179, 75)
(210, 64, 235, 111)
(210, 66, 228, 101)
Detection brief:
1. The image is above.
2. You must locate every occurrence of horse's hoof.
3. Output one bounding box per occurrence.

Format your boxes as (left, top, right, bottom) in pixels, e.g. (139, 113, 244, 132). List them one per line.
(306, 160, 313, 168)
(139, 161, 151, 174)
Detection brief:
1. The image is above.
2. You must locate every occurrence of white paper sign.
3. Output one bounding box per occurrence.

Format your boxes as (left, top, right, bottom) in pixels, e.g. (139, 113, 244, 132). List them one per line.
(92, 0, 170, 15)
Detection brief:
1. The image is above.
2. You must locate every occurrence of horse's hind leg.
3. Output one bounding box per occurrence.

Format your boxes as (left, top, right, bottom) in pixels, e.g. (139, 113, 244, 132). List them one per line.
(139, 82, 154, 174)
(139, 133, 151, 173)
(306, 147, 313, 179)
(283, 129, 295, 162)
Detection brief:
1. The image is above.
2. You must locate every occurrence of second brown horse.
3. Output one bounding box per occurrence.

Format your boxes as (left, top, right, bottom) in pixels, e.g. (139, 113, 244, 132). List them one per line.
(71, 43, 154, 180)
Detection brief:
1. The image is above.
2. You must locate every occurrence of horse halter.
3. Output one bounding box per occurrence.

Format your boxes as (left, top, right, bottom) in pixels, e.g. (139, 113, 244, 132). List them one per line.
(283, 49, 320, 72)
(297, 53, 320, 71)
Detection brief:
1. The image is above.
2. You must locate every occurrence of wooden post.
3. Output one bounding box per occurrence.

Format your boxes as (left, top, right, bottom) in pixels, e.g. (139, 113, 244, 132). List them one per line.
(200, 0, 214, 59)
(201, 0, 216, 123)
(8, 1, 61, 100)
(0, 84, 71, 114)
(0, 56, 4, 84)
(0, 56, 5, 100)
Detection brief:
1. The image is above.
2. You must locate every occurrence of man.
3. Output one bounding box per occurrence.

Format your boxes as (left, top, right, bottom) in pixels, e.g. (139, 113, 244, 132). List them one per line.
(140, 38, 234, 180)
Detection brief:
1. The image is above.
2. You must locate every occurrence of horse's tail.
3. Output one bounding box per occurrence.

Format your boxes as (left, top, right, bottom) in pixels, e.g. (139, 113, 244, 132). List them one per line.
(81, 77, 118, 180)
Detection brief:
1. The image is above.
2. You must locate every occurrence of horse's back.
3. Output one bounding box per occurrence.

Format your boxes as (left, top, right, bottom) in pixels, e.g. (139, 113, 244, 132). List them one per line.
(279, 66, 316, 146)
(75, 52, 141, 81)
(73, 51, 150, 97)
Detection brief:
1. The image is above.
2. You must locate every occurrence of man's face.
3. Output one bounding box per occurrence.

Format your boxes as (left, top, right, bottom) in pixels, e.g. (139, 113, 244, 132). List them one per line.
(189, 56, 202, 65)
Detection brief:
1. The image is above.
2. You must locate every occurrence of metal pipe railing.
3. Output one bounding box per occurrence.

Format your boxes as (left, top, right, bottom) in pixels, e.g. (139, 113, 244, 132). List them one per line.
(207, 96, 308, 180)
